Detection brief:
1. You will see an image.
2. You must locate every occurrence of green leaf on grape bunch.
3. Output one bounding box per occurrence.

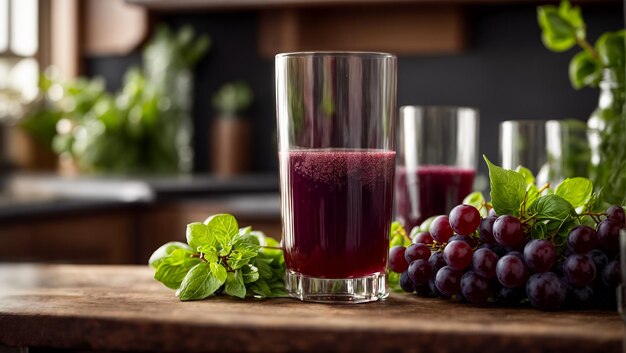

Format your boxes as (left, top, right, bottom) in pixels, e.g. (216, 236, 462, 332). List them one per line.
(463, 191, 488, 217)
(390, 221, 411, 247)
(515, 166, 535, 186)
(484, 156, 527, 217)
(555, 177, 593, 210)
(528, 194, 579, 239)
(388, 271, 403, 293)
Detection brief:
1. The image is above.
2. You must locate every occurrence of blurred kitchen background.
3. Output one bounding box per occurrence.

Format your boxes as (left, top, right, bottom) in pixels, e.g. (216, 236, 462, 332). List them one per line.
(0, 0, 622, 264)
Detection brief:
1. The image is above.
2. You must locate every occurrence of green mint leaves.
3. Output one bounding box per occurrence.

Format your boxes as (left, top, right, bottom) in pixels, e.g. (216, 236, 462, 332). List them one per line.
(484, 156, 527, 217)
(178, 262, 223, 301)
(150, 213, 286, 301)
(154, 248, 200, 289)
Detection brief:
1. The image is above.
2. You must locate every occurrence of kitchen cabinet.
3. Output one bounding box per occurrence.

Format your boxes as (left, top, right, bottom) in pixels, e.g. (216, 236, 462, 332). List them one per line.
(0, 195, 281, 265)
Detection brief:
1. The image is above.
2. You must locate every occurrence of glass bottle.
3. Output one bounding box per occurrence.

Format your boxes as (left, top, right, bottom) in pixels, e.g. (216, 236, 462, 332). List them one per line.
(587, 68, 626, 205)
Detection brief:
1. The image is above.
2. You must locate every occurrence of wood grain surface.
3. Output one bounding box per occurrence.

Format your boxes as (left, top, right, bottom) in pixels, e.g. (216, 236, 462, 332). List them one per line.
(0, 264, 623, 353)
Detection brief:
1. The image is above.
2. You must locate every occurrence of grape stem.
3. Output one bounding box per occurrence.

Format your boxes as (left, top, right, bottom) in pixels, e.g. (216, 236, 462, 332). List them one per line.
(261, 245, 283, 250)
(577, 212, 607, 224)
(577, 211, 607, 217)
(537, 182, 550, 194)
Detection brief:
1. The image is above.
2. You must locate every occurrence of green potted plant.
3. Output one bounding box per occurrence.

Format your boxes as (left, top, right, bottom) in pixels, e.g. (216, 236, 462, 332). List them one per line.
(210, 81, 254, 176)
(20, 25, 210, 175)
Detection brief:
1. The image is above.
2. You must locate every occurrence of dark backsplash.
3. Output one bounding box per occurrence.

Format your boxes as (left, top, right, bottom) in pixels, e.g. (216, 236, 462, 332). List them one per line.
(83, 4, 623, 176)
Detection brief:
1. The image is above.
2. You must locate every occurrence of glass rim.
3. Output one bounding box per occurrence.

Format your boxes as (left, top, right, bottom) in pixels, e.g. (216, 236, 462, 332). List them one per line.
(400, 105, 479, 113)
(275, 51, 396, 59)
(500, 120, 550, 127)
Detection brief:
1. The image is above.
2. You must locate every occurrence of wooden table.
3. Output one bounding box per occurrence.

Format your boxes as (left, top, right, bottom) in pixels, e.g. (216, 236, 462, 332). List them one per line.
(0, 264, 623, 353)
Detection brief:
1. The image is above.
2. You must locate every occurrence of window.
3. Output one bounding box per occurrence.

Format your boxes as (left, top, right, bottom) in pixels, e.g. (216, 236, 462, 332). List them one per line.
(0, 0, 39, 118)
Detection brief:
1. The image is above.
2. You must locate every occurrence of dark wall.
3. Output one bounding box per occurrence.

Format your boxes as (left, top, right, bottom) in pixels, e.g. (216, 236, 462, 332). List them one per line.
(83, 3, 623, 177)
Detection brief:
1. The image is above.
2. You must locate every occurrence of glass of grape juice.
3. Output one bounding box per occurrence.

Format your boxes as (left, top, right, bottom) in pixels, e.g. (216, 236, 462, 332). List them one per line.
(276, 52, 397, 303)
(395, 106, 478, 232)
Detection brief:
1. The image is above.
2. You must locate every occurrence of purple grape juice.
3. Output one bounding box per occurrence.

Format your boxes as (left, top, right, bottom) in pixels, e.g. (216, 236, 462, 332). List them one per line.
(395, 165, 476, 231)
(281, 150, 396, 278)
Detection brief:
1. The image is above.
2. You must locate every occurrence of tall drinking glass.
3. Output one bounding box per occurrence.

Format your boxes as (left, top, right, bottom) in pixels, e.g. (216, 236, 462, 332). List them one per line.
(499, 120, 547, 183)
(395, 106, 478, 232)
(276, 52, 397, 303)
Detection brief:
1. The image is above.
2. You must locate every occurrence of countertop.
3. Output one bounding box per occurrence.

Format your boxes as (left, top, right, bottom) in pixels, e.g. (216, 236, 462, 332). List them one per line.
(0, 264, 623, 353)
(0, 173, 279, 220)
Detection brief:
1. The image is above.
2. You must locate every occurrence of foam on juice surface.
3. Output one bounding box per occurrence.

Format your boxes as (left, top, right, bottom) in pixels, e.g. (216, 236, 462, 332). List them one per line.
(288, 150, 396, 189)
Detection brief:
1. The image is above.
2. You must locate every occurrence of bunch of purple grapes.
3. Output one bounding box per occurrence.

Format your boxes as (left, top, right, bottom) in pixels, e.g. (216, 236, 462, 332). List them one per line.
(389, 204, 626, 310)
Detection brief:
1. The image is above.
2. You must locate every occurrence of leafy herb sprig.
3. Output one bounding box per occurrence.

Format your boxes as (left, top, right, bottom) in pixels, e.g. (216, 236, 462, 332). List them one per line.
(537, 0, 624, 89)
(149, 214, 286, 300)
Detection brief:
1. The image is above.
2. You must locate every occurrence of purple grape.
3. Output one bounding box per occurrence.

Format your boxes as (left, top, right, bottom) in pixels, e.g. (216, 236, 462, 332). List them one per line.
(488, 208, 497, 217)
(443, 240, 473, 271)
(430, 216, 454, 243)
(388, 246, 408, 273)
(607, 205, 625, 226)
(407, 259, 431, 285)
(508, 238, 530, 254)
(523, 239, 556, 272)
(448, 235, 479, 248)
(592, 284, 617, 309)
(429, 277, 446, 298)
(399, 271, 415, 292)
(567, 225, 598, 254)
(587, 249, 609, 273)
(414, 283, 432, 297)
(564, 254, 596, 287)
(491, 244, 508, 257)
(496, 285, 525, 305)
(493, 215, 524, 247)
(526, 272, 565, 310)
(507, 251, 524, 260)
(413, 231, 434, 245)
(551, 260, 565, 277)
(565, 284, 594, 308)
(405, 243, 431, 263)
(435, 266, 463, 297)
(473, 248, 499, 279)
(496, 254, 528, 288)
(449, 204, 481, 236)
(460, 271, 492, 305)
(478, 216, 497, 244)
(597, 219, 622, 254)
(429, 252, 447, 274)
(448, 235, 468, 243)
(601, 260, 621, 287)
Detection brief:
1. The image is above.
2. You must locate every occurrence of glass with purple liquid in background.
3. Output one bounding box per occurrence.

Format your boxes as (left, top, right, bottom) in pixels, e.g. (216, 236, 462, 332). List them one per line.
(276, 52, 397, 303)
(395, 106, 479, 232)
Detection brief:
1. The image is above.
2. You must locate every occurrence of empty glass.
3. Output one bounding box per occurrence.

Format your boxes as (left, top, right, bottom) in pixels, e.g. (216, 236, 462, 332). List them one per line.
(500, 119, 591, 186)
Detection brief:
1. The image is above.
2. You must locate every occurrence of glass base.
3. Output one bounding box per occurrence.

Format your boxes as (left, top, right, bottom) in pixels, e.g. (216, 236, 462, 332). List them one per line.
(285, 270, 388, 303)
